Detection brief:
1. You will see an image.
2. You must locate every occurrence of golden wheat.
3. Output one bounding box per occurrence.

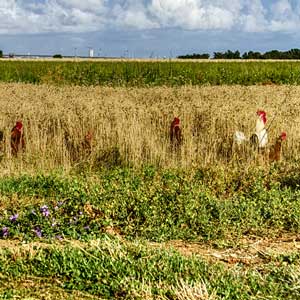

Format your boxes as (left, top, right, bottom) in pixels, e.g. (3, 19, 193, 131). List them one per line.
(0, 83, 298, 174)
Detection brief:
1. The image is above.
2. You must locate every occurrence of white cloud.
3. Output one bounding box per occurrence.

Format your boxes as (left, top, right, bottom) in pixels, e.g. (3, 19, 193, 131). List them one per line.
(240, 0, 268, 32)
(111, 1, 159, 29)
(148, 0, 240, 30)
(0, 0, 107, 33)
(1, 0, 300, 34)
(57, 0, 107, 13)
(267, 0, 300, 32)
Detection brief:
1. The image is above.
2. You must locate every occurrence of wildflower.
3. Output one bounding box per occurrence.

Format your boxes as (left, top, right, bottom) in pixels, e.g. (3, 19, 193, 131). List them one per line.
(30, 209, 36, 215)
(55, 235, 63, 241)
(34, 227, 42, 238)
(69, 216, 77, 224)
(40, 205, 50, 217)
(1, 227, 9, 238)
(55, 201, 64, 210)
(84, 225, 90, 231)
(9, 214, 18, 222)
(51, 219, 57, 227)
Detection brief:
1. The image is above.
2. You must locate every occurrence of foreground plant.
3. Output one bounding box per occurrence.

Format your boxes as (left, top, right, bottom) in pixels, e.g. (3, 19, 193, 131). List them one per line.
(0, 237, 299, 299)
(0, 166, 300, 242)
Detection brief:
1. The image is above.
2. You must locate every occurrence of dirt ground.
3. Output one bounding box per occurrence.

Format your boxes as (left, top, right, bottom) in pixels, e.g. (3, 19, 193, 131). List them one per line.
(151, 234, 300, 266)
(1, 233, 299, 267)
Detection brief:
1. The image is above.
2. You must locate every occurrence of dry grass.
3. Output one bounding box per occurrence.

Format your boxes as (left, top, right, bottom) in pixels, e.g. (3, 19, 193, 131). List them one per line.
(3, 58, 300, 62)
(0, 83, 299, 174)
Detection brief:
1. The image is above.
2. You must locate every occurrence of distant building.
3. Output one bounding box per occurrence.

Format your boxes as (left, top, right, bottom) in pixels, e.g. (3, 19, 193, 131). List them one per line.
(89, 48, 94, 58)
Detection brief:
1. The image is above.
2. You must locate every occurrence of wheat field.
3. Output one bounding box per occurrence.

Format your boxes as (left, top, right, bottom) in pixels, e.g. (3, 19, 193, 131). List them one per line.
(0, 83, 299, 174)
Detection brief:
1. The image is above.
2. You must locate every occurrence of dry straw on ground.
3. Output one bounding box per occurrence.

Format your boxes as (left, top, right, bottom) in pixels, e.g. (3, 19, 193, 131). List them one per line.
(0, 83, 298, 173)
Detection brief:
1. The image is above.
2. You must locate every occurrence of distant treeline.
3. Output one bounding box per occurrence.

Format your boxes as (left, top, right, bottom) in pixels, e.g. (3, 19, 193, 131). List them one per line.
(178, 49, 300, 59)
(177, 53, 210, 59)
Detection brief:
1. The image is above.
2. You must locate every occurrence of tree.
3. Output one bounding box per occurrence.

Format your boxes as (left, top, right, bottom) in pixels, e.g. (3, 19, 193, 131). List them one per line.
(263, 50, 281, 59)
(242, 51, 263, 59)
(53, 54, 62, 58)
(284, 48, 300, 59)
(177, 53, 210, 59)
(213, 50, 241, 59)
(179, 48, 300, 60)
(213, 52, 224, 59)
(0, 50, 3, 58)
(224, 50, 241, 59)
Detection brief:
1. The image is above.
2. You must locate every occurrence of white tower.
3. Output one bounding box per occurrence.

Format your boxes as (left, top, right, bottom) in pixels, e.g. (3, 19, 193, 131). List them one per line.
(89, 48, 94, 58)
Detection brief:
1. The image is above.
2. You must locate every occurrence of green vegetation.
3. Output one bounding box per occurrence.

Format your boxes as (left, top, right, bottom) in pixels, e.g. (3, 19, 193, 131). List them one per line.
(1, 165, 300, 242)
(53, 54, 63, 58)
(177, 53, 210, 59)
(1, 155, 300, 298)
(179, 48, 300, 60)
(1, 238, 300, 299)
(0, 61, 299, 298)
(214, 50, 241, 59)
(1, 60, 300, 86)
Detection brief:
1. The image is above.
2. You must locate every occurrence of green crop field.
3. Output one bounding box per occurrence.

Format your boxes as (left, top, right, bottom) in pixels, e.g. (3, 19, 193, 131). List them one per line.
(1, 59, 300, 86)
(0, 61, 300, 299)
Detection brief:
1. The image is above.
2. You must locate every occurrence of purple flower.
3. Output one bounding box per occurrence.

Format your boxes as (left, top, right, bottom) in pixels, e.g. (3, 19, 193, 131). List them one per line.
(55, 235, 63, 241)
(79, 211, 83, 216)
(84, 225, 90, 231)
(2, 227, 9, 238)
(40, 205, 50, 218)
(9, 214, 18, 222)
(34, 227, 42, 238)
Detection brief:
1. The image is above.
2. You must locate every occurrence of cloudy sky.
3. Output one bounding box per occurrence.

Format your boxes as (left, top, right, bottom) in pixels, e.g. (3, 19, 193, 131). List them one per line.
(0, 0, 300, 57)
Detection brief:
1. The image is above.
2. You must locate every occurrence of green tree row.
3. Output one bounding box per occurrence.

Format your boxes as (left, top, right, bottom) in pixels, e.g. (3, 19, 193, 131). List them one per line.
(178, 48, 300, 59)
(177, 53, 210, 59)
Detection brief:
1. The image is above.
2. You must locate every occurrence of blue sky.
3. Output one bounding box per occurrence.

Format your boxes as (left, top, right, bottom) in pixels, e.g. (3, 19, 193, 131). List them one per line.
(0, 0, 300, 57)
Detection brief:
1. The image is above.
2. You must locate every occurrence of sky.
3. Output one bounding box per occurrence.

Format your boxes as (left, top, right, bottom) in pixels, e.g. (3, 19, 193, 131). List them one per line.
(1, 0, 300, 58)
